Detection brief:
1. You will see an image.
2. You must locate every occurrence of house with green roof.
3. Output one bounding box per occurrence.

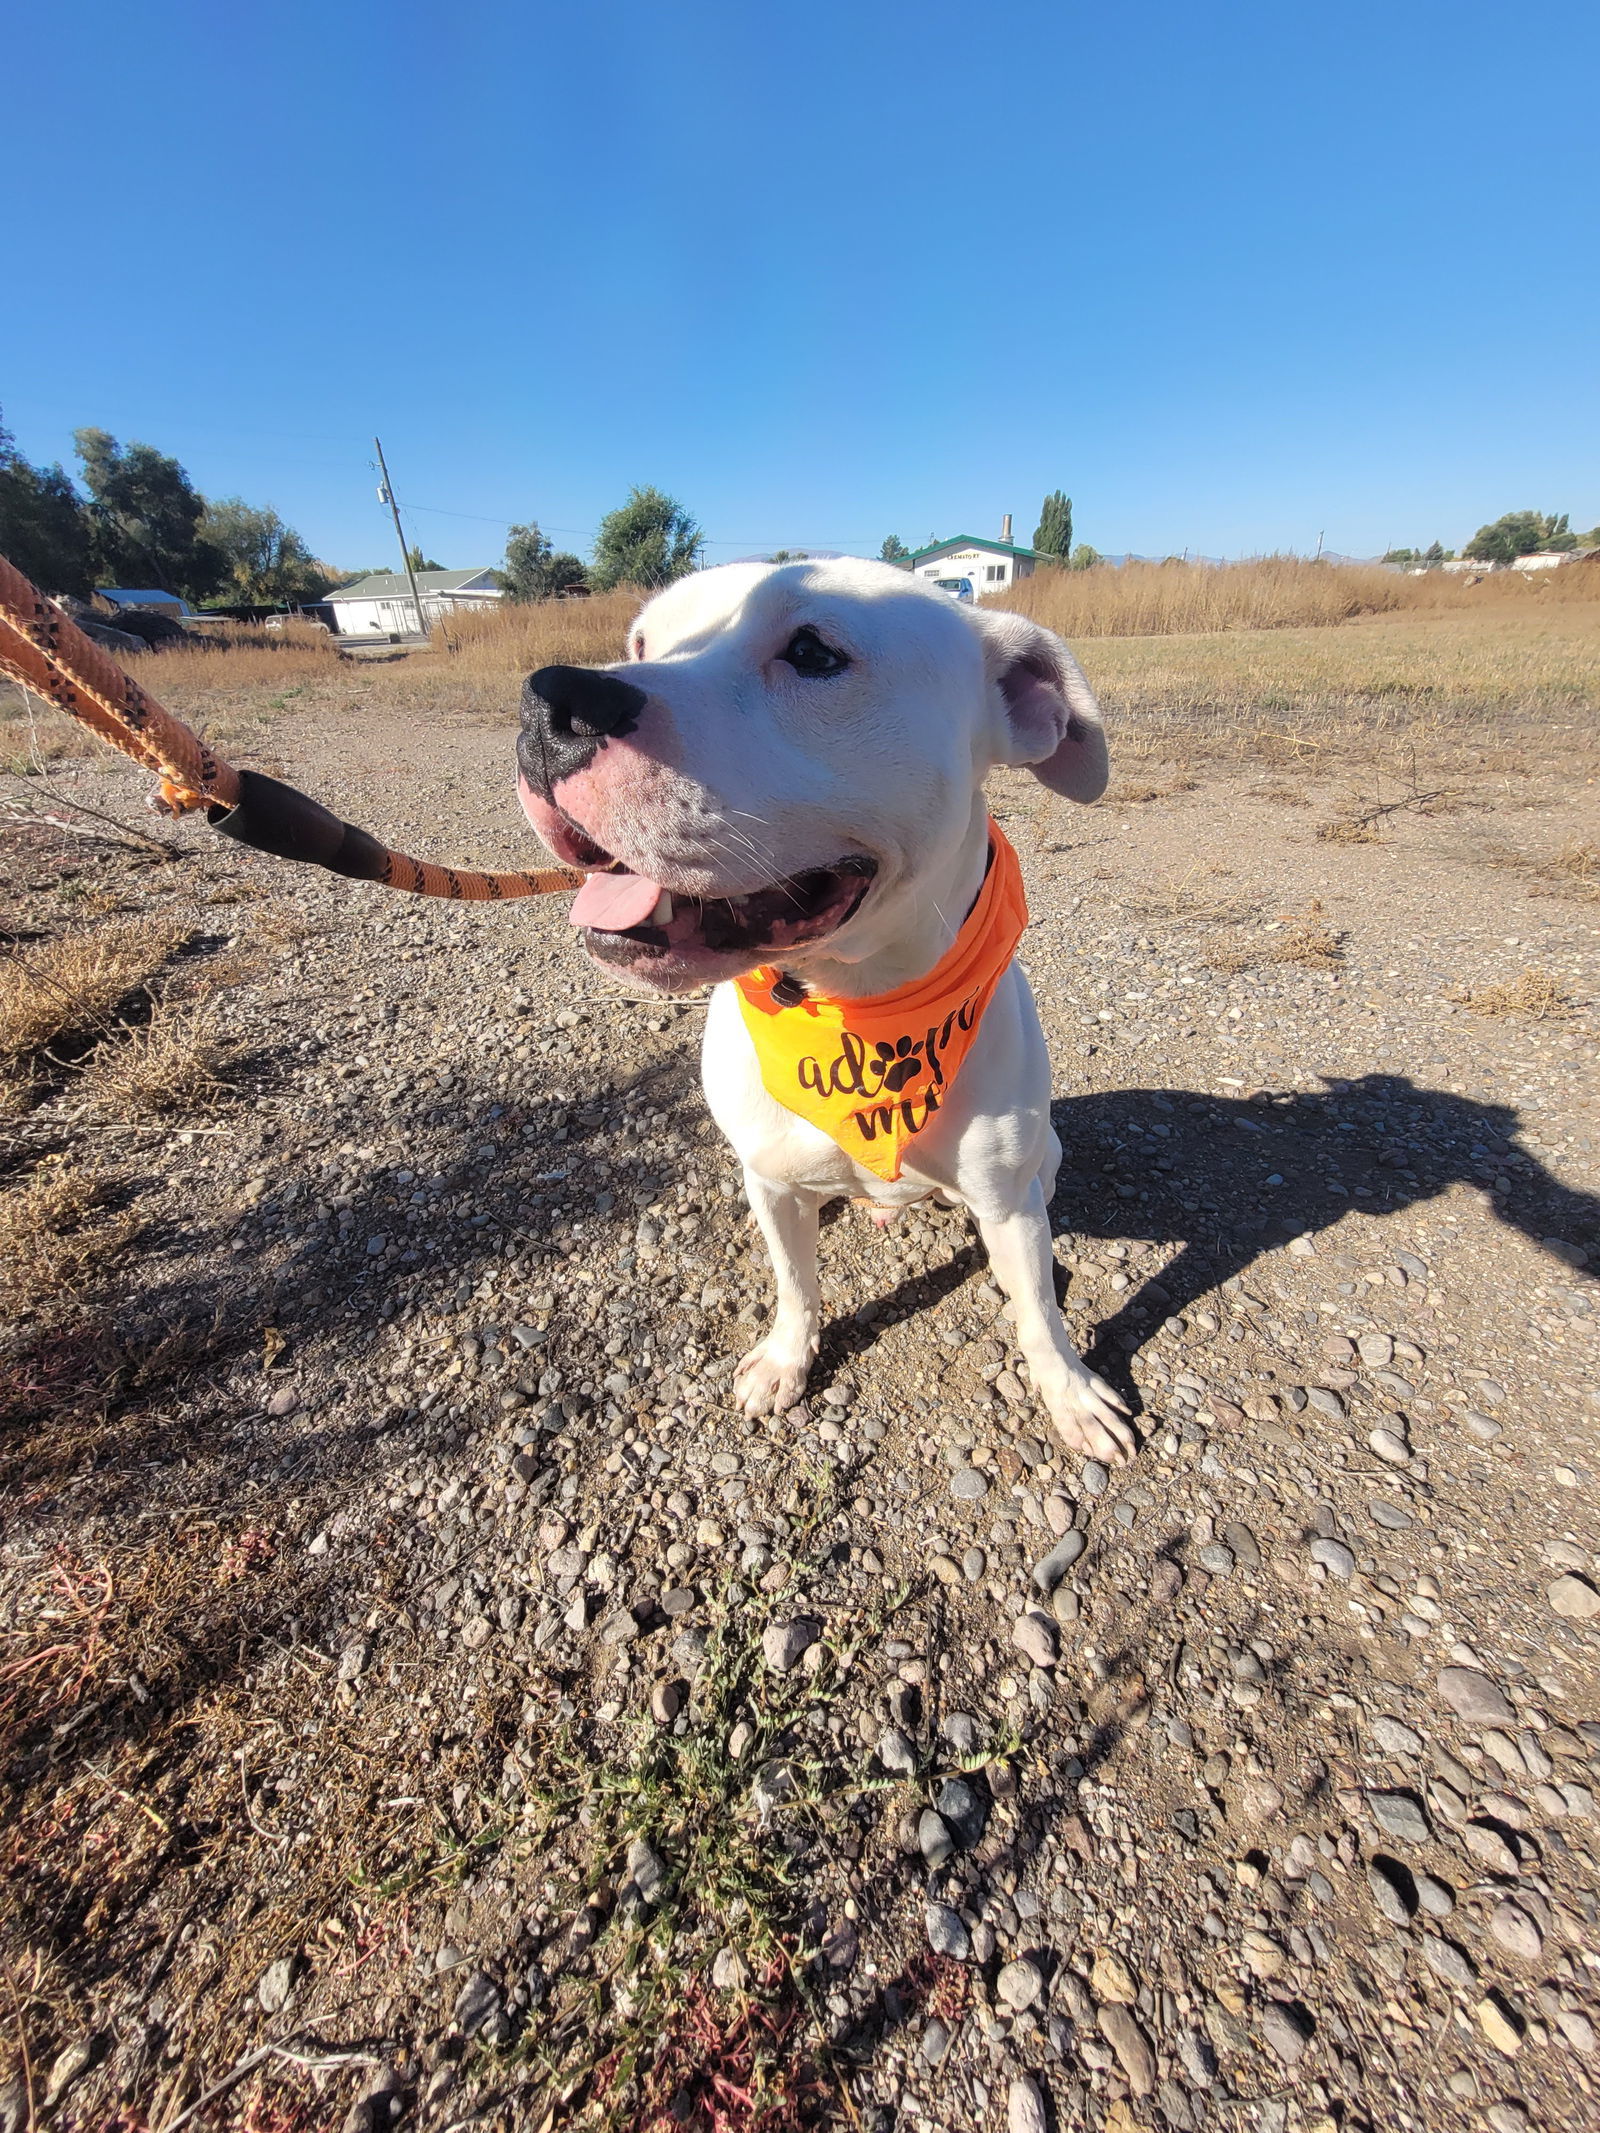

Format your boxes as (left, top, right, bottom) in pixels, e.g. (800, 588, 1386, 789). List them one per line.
(906, 517, 1041, 597)
(324, 567, 503, 637)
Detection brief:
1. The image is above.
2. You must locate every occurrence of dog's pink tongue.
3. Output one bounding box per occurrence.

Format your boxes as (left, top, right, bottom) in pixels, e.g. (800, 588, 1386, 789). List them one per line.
(568, 869, 664, 931)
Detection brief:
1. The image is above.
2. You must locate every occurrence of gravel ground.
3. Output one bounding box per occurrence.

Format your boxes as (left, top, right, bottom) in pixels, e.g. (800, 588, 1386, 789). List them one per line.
(2, 695, 1598, 2133)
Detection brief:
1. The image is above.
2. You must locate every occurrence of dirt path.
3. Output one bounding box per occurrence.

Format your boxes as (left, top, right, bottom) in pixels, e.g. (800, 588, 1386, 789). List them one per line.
(2, 695, 1597, 2133)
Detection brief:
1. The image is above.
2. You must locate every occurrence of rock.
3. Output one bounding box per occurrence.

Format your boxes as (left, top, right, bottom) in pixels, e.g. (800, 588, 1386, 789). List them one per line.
(1309, 1537, 1355, 1581)
(1081, 1459, 1109, 1495)
(1489, 1902, 1542, 1961)
(712, 1947, 750, 1990)
(941, 1711, 979, 1757)
(1369, 1500, 1412, 1530)
(1548, 1574, 1600, 1621)
(950, 1467, 989, 1502)
(1367, 1858, 1415, 1924)
(918, 1809, 955, 1867)
(1307, 1387, 1346, 1420)
(1237, 1777, 1284, 1821)
(1369, 1428, 1411, 1467)
(1008, 2075, 1049, 2133)
(1371, 1716, 1422, 1757)
(452, 1969, 504, 2036)
(925, 1901, 970, 1959)
(1098, 2004, 1157, 2095)
(1222, 1520, 1261, 1569)
(1485, 2107, 1529, 2133)
(1557, 2009, 1597, 2055)
(1150, 1558, 1184, 1604)
(878, 1726, 917, 1776)
(337, 1637, 371, 1682)
(761, 1617, 819, 1672)
(1461, 1821, 1521, 1874)
(650, 1679, 684, 1725)
(1091, 1948, 1138, 2004)
(1013, 1611, 1059, 1668)
(1258, 2000, 1314, 2067)
(1414, 1872, 1456, 1917)
(1198, 1543, 1235, 1575)
(921, 2017, 950, 2064)
(41, 2037, 100, 2111)
(1357, 1333, 1394, 1368)
(1476, 1994, 1524, 2055)
(257, 1953, 301, 2014)
(1421, 1936, 1477, 1990)
(997, 1957, 1044, 2011)
(935, 1776, 987, 1847)
(1438, 1667, 1515, 1726)
(1176, 2030, 1217, 2087)
(620, 1836, 667, 1916)
(1366, 1789, 1432, 1845)
(1032, 1530, 1086, 1593)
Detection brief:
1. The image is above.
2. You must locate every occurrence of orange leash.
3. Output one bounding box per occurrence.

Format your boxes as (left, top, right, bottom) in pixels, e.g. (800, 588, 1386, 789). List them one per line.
(0, 552, 582, 903)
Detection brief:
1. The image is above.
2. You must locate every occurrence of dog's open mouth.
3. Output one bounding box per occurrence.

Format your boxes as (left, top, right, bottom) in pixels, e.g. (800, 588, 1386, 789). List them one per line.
(526, 793, 875, 982)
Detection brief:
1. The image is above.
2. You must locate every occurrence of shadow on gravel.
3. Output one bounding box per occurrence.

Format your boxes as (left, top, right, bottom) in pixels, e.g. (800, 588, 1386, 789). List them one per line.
(3, 1055, 704, 1518)
(1045, 1072, 1597, 1389)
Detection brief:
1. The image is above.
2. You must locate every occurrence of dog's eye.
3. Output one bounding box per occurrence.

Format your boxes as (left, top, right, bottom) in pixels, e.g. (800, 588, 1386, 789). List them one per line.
(779, 626, 849, 678)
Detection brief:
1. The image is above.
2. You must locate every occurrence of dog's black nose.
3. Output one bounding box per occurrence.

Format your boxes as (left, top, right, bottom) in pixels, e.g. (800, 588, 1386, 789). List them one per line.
(524, 665, 647, 742)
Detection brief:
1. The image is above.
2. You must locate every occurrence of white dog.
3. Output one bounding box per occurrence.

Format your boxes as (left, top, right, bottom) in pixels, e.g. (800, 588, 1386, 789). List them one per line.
(516, 559, 1133, 1465)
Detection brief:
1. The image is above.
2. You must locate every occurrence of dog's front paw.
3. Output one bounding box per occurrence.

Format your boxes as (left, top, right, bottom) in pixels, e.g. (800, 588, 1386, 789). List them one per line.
(1041, 1367, 1137, 1465)
(732, 1337, 813, 1418)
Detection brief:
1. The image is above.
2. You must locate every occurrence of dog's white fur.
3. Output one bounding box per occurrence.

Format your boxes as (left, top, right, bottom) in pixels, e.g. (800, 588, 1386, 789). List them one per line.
(540, 558, 1133, 1463)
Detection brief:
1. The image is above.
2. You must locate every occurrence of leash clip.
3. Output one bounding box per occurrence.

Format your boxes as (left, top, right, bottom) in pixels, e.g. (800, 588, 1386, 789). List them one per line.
(770, 972, 807, 1007)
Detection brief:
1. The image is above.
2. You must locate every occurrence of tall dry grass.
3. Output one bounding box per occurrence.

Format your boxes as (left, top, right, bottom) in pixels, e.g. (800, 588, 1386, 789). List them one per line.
(78, 592, 639, 719)
(8, 563, 1595, 769)
(993, 553, 1600, 637)
(426, 589, 637, 674)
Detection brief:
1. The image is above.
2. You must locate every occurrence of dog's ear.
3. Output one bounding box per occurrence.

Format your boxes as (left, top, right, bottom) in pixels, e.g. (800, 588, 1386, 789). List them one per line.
(971, 609, 1109, 802)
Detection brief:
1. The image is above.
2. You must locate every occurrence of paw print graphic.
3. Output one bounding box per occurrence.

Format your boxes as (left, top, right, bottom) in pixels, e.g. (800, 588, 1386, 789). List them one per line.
(874, 1035, 924, 1092)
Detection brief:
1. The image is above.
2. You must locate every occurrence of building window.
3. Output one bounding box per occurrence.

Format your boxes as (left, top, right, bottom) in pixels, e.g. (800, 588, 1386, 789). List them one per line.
(985, 564, 1006, 582)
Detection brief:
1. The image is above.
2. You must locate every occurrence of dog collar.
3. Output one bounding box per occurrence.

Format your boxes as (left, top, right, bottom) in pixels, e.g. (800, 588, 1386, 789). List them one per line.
(733, 818, 1027, 1182)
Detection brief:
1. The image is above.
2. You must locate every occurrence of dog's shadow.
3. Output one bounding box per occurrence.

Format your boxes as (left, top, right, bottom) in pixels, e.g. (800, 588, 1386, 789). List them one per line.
(822, 1072, 1597, 1396)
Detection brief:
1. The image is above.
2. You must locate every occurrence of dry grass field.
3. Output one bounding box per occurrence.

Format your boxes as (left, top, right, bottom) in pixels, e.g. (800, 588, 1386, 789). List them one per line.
(1, 558, 1598, 2133)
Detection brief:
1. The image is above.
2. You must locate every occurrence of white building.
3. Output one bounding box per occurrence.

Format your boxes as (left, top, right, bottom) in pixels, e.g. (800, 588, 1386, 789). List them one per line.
(324, 568, 503, 636)
(905, 527, 1039, 598)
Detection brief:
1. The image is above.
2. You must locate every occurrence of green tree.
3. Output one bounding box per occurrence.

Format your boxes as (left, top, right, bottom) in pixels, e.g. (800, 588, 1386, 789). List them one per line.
(879, 534, 910, 563)
(0, 412, 95, 596)
(499, 521, 588, 601)
(1423, 540, 1449, 566)
(405, 543, 444, 573)
(1381, 547, 1421, 566)
(589, 486, 702, 591)
(1033, 490, 1073, 563)
(201, 497, 334, 605)
(1465, 510, 1576, 565)
(1069, 543, 1102, 571)
(767, 548, 809, 564)
(73, 427, 223, 599)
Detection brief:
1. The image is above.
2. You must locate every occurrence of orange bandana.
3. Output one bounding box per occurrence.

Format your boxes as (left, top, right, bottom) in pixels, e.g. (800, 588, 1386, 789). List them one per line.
(734, 820, 1028, 1183)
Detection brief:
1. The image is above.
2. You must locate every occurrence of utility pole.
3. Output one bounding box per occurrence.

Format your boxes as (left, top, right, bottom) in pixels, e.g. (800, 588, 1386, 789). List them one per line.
(1314, 529, 1325, 561)
(374, 436, 426, 637)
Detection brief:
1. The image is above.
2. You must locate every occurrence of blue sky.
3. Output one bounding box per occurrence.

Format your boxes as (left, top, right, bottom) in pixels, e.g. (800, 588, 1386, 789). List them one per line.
(5, 2, 1595, 571)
